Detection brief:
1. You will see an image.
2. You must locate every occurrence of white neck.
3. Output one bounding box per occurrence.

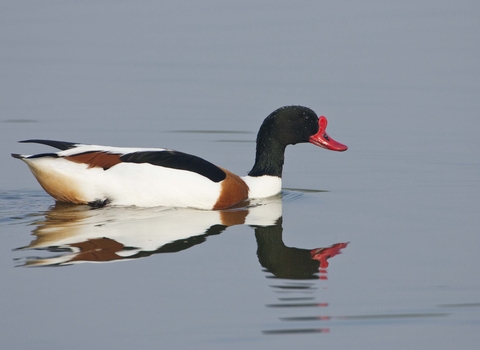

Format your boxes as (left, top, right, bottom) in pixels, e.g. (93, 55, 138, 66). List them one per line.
(242, 175, 282, 199)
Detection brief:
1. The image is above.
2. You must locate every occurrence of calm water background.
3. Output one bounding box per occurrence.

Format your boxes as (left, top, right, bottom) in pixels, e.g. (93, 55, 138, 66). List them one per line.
(1, 1, 479, 349)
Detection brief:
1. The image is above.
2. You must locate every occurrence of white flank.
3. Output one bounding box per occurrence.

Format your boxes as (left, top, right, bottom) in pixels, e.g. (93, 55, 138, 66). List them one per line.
(22, 156, 222, 209)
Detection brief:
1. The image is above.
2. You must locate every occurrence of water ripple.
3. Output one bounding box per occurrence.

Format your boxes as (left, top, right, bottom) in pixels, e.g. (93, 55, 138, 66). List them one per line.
(0, 190, 52, 226)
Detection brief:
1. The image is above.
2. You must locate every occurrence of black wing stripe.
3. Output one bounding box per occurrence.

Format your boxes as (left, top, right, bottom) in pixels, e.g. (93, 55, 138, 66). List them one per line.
(120, 150, 226, 183)
(19, 139, 78, 150)
(27, 153, 60, 159)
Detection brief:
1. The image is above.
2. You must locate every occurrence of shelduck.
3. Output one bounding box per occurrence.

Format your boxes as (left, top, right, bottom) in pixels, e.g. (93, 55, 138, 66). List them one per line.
(12, 106, 347, 209)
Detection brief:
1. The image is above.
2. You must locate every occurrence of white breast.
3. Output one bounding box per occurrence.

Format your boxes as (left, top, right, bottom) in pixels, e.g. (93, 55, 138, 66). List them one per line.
(242, 175, 282, 199)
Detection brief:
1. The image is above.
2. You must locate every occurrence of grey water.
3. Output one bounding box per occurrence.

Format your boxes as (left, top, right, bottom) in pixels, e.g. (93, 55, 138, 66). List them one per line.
(1, 1, 479, 349)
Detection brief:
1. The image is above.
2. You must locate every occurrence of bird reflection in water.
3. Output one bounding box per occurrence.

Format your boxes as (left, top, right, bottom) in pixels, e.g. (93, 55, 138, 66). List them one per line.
(254, 219, 348, 335)
(255, 219, 348, 280)
(14, 194, 348, 335)
(14, 195, 346, 270)
(14, 200, 259, 266)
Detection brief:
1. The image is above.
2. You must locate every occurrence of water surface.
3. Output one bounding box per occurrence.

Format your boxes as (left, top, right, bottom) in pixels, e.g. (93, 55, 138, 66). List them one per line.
(1, 1, 479, 349)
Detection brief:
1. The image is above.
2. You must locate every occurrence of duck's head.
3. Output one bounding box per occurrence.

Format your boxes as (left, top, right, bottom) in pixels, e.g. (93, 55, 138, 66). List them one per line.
(249, 106, 347, 178)
(258, 106, 348, 151)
